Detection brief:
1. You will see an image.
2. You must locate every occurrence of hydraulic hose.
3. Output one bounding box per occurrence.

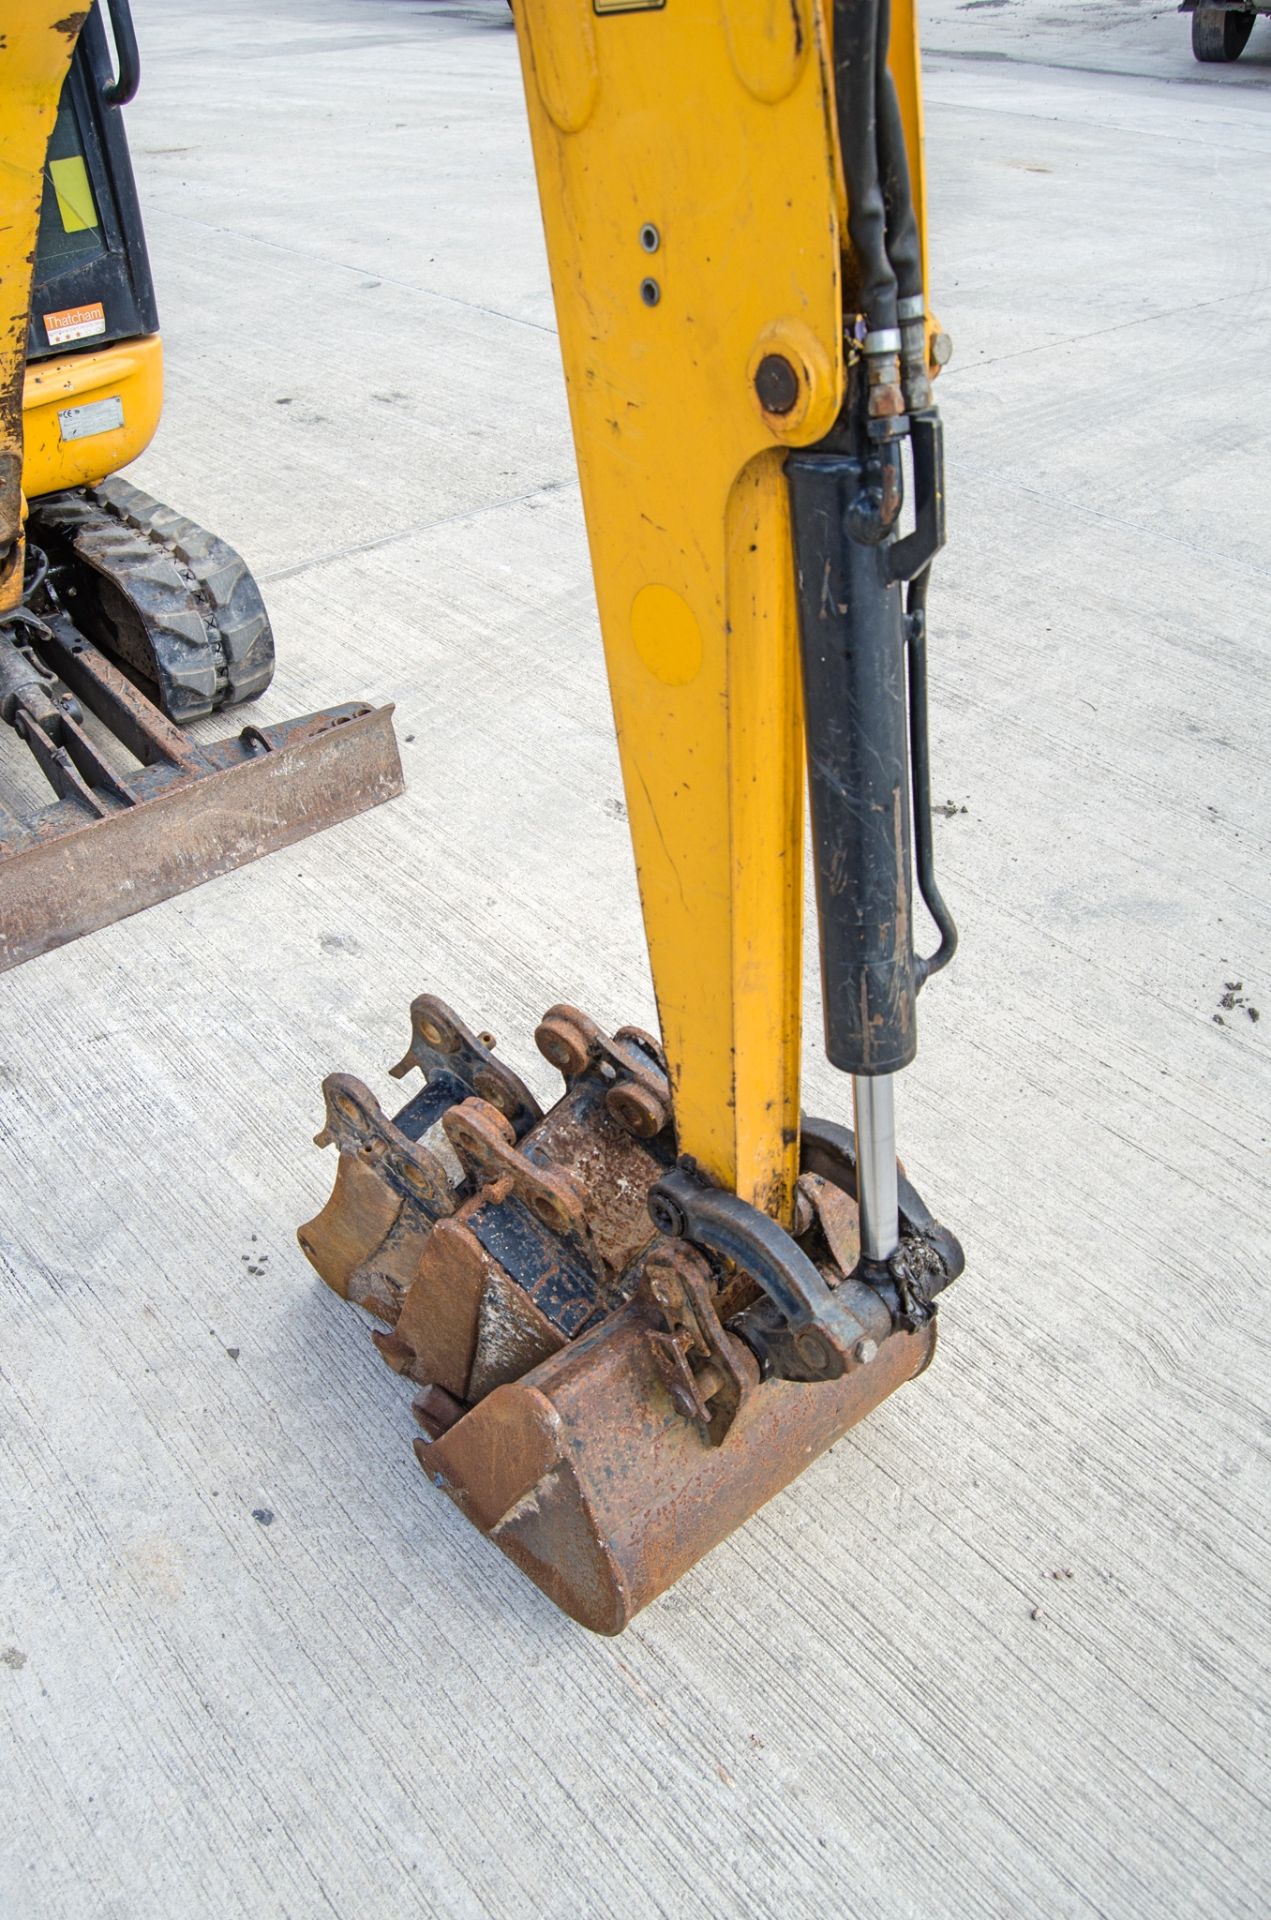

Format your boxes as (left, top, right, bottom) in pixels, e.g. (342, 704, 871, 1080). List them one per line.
(833, 0, 897, 339)
(22, 544, 49, 606)
(874, 0, 929, 412)
(906, 567, 958, 984)
(875, 0, 922, 308)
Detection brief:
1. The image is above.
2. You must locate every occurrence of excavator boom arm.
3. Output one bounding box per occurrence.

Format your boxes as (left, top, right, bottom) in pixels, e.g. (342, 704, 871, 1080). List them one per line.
(303, 0, 965, 1633)
(509, 0, 936, 1224)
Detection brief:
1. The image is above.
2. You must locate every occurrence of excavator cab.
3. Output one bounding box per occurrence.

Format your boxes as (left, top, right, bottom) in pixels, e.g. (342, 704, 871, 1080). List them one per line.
(0, 1, 402, 972)
(302, 0, 966, 1632)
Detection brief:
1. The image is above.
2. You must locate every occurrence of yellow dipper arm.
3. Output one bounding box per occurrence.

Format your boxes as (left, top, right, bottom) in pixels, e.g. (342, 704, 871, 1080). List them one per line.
(509, 0, 931, 1223)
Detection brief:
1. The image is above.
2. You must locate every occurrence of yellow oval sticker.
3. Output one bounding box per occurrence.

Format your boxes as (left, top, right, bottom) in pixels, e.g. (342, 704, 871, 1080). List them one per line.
(631, 583, 704, 687)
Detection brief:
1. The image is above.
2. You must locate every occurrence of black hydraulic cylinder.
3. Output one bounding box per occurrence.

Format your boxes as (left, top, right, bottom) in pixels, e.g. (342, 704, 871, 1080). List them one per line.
(788, 448, 917, 1077)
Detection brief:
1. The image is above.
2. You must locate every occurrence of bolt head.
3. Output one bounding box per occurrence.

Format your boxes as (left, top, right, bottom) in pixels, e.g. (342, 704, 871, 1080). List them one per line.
(533, 1193, 570, 1234)
(854, 1337, 879, 1366)
(606, 1080, 667, 1140)
(755, 352, 799, 416)
(794, 1330, 829, 1373)
(649, 1190, 686, 1238)
(534, 1016, 589, 1078)
(929, 331, 953, 368)
(473, 1070, 511, 1113)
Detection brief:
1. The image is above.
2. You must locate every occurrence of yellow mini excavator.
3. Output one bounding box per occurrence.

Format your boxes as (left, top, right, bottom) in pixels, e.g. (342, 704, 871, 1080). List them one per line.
(302, 0, 965, 1632)
(0, 2, 401, 973)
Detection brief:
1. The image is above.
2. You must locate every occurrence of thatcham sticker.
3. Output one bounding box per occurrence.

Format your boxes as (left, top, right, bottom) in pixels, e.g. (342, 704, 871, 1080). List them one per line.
(44, 301, 107, 347)
(59, 396, 125, 442)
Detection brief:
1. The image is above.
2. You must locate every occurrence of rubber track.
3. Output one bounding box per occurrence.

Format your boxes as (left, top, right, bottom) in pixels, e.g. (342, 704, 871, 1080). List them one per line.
(29, 477, 275, 725)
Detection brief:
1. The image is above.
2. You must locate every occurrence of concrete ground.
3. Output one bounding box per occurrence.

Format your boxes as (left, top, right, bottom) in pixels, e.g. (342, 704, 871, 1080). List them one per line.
(2, 2, 1268, 1915)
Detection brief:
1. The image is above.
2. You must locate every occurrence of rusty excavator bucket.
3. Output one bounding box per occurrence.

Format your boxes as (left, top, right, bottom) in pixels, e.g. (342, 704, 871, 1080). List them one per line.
(302, 0, 967, 1631)
(299, 999, 961, 1634)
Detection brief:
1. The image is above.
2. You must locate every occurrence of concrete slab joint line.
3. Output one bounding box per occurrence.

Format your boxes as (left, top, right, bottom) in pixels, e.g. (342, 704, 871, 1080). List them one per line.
(0, 3, 1268, 1920)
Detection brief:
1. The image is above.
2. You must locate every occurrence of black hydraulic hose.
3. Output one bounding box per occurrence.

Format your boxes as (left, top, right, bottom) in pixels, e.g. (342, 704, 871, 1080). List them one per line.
(22, 545, 49, 607)
(875, 0, 923, 306)
(906, 568, 958, 984)
(833, 0, 898, 338)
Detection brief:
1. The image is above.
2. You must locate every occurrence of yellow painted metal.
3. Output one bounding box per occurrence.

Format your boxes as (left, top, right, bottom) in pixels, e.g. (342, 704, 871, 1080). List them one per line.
(0, 3, 87, 612)
(511, 2, 933, 1219)
(511, 0, 847, 1221)
(22, 334, 164, 498)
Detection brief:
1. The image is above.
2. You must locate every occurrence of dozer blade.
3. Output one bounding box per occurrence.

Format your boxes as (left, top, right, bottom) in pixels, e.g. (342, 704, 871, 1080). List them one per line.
(0, 613, 402, 973)
(299, 998, 959, 1633)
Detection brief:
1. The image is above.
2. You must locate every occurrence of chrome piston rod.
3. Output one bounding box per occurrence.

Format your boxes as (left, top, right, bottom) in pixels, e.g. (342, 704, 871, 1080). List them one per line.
(852, 1073, 900, 1262)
